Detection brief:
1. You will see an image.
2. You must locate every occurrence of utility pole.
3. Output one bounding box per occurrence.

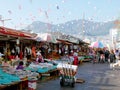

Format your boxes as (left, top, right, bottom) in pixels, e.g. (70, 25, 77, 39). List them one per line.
(0, 19, 12, 27)
(82, 13, 85, 39)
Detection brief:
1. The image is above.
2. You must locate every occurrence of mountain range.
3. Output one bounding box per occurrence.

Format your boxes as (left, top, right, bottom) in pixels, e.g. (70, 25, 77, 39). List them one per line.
(25, 19, 115, 37)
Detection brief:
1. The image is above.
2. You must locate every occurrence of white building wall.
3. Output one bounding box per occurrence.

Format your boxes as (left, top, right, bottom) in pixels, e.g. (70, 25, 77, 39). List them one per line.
(109, 28, 117, 49)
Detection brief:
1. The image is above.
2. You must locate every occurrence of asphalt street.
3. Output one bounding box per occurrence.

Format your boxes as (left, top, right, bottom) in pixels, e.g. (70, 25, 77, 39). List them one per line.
(37, 62, 120, 90)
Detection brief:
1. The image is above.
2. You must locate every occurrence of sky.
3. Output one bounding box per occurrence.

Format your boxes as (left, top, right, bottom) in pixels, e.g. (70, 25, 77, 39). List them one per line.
(0, 0, 120, 29)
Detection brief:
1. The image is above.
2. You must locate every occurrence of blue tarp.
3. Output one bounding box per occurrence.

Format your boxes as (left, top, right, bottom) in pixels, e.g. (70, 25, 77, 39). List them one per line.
(0, 68, 20, 85)
(37, 65, 57, 73)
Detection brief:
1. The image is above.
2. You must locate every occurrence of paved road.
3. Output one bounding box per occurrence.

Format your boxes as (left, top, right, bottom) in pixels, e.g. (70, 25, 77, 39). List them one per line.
(37, 62, 120, 90)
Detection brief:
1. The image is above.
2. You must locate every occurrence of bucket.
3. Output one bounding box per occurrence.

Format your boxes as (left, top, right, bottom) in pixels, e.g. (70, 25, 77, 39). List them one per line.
(28, 78, 37, 90)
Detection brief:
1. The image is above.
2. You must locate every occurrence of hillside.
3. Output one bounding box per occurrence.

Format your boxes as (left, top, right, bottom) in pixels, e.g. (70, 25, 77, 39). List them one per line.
(25, 19, 115, 36)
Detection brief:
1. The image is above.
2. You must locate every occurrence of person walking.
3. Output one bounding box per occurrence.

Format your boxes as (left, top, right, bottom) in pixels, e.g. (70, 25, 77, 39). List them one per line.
(104, 49, 110, 63)
(109, 49, 116, 63)
(98, 49, 105, 63)
(115, 49, 119, 60)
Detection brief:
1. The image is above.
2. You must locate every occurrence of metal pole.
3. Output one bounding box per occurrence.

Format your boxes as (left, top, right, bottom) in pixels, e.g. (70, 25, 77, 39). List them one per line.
(0, 19, 11, 27)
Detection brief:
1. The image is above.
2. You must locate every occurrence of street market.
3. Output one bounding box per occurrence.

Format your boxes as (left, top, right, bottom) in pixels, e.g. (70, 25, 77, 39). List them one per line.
(0, 1, 120, 90)
(0, 26, 90, 90)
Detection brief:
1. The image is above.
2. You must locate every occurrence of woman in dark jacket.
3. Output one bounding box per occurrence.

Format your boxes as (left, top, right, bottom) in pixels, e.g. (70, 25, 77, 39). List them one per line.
(109, 49, 116, 63)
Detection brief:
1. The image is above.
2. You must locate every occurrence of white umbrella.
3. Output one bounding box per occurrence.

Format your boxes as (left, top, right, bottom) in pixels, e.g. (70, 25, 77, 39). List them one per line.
(35, 33, 57, 43)
(0, 52, 4, 57)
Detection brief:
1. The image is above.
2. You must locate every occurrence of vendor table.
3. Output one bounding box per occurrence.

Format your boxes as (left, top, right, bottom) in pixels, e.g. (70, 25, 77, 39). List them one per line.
(0, 81, 21, 90)
(0, 78, 28, 90)
(39, 68, 59, 82)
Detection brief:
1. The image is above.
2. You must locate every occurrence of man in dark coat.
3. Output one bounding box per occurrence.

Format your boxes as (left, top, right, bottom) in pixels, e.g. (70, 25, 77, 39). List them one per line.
(104, 49, 110, 63)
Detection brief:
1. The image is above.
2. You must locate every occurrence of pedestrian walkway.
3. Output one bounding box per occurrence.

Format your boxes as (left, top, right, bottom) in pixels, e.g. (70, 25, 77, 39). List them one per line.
(37, 63, 120, 90)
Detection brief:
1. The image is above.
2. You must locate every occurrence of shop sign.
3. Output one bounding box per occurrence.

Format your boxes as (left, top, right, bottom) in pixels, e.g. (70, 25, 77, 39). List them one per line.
(68, 37, 79, 44)
(57, 34, 79, 44)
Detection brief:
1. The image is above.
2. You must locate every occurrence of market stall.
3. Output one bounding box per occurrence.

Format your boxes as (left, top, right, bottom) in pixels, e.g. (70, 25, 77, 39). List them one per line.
(0, 26, 37, 61)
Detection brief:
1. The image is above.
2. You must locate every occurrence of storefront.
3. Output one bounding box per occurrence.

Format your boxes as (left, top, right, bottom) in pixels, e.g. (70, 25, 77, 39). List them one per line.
(0, 27, 36, 60)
